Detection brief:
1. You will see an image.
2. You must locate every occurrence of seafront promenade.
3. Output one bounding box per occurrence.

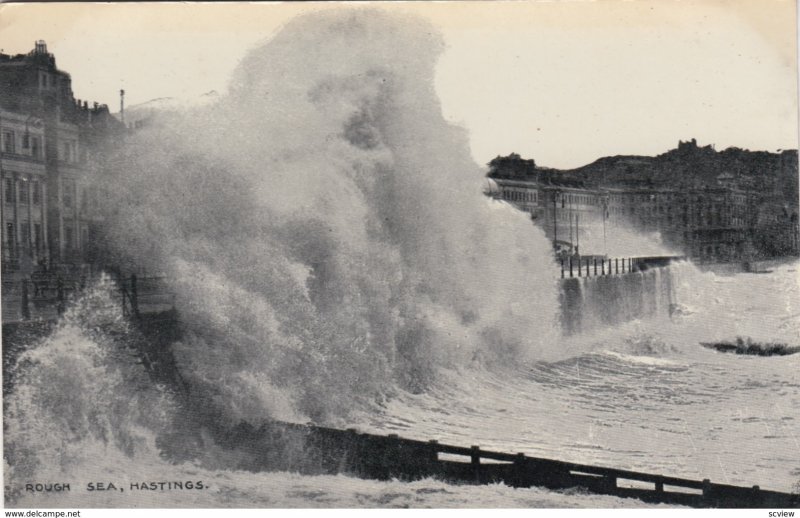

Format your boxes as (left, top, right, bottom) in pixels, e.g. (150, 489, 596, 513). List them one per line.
(1, 270, 175, 324)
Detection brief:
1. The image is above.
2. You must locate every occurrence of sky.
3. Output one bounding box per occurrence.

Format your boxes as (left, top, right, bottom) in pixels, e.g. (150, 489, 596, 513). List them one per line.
(0, 1, 797, 169)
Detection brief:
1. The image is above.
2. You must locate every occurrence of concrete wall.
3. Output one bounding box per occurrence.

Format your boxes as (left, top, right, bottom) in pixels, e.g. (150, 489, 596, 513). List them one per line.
(560, 266, 675, 335)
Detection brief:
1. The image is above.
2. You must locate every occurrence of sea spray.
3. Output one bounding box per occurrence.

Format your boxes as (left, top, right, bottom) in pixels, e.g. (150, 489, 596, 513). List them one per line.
(92, 9, 561, 425)
(3, 276, 176, 504)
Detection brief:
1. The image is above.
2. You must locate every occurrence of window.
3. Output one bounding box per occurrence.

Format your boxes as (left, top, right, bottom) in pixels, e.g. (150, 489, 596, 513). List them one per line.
(18, 179, 28, 204)
(32, 181, 40, 205)
(59, 141, 77, 162)
(5, 222, 14, 249)
(22, 133, 29, 149)
(63, 182, 73, 208)
(31, 136, 41, 159)
(20, 222, 29, 247)
(34, 223, 41, 252)
(65, 226, 74, 249)
(4, 178, 13, 203)
(2, 131, 15, 153)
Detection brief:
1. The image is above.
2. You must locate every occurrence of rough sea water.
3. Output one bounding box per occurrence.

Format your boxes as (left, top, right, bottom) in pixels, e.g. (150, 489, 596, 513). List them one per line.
(4, 10, 799, 508)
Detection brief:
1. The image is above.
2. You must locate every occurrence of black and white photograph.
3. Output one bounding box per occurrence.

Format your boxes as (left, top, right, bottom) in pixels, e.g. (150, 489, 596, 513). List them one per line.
(1, 0, 799, 512)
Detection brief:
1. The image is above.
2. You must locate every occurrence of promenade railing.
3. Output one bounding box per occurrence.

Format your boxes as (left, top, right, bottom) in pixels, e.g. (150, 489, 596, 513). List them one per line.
(559, 256, 684, 279)
(1, 271, 175, 324)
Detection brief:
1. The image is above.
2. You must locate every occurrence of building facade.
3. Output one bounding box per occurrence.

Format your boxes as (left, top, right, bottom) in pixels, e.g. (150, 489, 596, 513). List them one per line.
(491, 178, 761, 262)
(0, 109, 48, 271)
(0, 41, 123, 274)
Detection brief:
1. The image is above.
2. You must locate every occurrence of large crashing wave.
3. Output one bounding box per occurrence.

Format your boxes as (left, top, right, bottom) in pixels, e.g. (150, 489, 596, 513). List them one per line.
(94, 9, 560, 425)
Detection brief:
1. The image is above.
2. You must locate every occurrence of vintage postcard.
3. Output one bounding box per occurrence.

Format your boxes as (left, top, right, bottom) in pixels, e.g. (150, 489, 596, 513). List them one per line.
(1, 0, 798, 513)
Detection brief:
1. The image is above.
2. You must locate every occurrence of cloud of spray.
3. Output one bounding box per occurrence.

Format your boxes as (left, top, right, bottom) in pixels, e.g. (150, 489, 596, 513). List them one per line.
(579, 224, 676, 258)
(557, 213, 677, 258)
(97, 9, 561, 424)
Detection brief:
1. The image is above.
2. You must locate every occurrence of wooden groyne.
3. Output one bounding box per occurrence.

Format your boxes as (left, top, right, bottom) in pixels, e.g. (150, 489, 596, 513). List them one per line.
(221, 420, 799, 508)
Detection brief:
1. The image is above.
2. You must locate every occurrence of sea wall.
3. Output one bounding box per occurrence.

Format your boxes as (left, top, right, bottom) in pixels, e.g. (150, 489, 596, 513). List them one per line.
(560, 266, 674, 335)
(2, 310, 181, 396)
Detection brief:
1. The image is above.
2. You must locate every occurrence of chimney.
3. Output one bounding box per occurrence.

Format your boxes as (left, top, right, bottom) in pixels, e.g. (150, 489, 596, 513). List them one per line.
(34, 40, 47, 55)
(120, 89, 125, 125)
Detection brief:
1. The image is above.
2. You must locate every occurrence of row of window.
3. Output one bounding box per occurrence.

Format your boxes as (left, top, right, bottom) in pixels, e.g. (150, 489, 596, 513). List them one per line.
(4, 221, 44, 251)
(3, 177, 102, 212)
(2, 130, 43, 159)
(4, 177, 42, 205)
(1, 130, 81, 164)
(503, 186, 752, 210)
(560, 194, 593, 206)
(544, 205, 747, 231)
(546, 203, 742, 220)
(61, 182, 98, 211)
(503, 189, 539, 203)
(4, 222, 84, 253)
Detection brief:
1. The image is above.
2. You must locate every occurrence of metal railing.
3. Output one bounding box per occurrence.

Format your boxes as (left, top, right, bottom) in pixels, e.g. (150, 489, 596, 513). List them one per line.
(560, 257, 634, 278)
(2, 272, 175, 324)
(560, 256, 685, 279)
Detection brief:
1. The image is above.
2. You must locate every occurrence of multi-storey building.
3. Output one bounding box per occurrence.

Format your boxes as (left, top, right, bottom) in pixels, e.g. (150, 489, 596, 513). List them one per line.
(0, 41, 124, 274)
(0, 109, 48, 271)
(488, 149, 786, 263)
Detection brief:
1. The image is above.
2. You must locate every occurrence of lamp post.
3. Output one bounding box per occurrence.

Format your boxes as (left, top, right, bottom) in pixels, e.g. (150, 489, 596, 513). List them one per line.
(552, 188, 562, 254)
(575, 199, 580, 257)
(0, 112, 4, 272)
(601, 193, 609, 257)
